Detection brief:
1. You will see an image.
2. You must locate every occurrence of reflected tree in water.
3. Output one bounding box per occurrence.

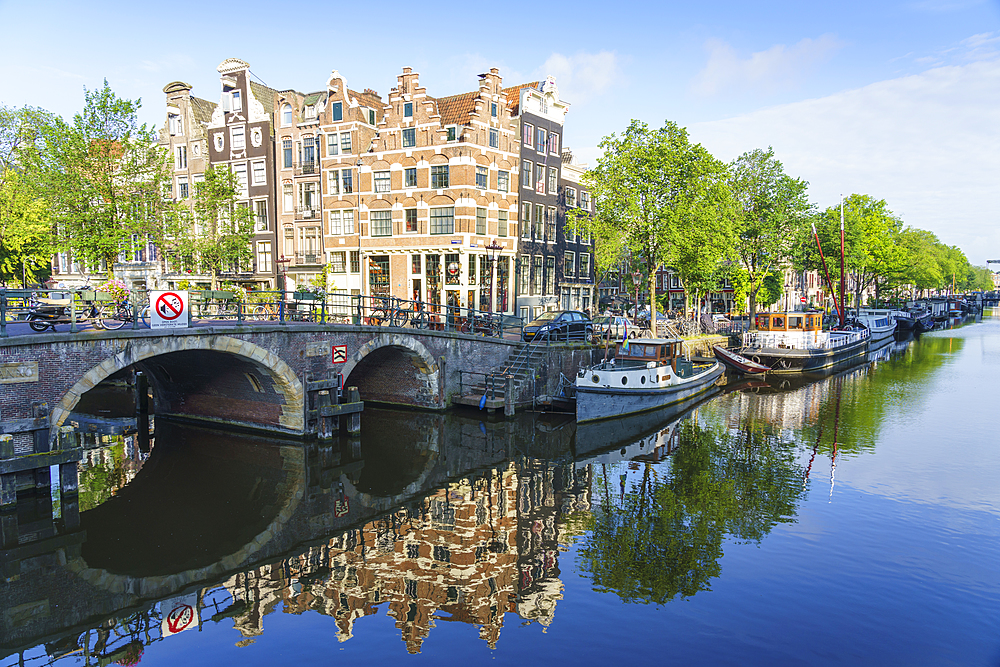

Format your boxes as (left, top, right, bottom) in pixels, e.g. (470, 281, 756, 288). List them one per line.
(577, 416, 805, 604)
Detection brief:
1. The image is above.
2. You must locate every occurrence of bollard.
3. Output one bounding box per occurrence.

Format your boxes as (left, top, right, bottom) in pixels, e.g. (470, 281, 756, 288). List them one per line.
(318, 390, 333, 440)
(0, 434, 15, 511)
(345, 386, 361, 434)
(504, 375, 515, 417)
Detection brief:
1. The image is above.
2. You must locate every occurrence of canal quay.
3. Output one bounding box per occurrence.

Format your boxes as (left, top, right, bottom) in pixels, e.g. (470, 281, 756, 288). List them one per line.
(1, 312, 999, 665)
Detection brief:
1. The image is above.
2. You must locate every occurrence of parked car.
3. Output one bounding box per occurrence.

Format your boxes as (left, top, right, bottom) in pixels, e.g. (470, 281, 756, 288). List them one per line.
(522, 310, 593, 342)
(592, 315, 637, 341)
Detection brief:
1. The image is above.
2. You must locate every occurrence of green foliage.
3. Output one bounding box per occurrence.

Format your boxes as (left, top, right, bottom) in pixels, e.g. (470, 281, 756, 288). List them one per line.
(0, 169, 53, 285)
(171, 165, 254, 289)
(797, 194, 906, 309)
(758, 270, 783, 307)
(578, 417, 804, 604)
(28, 81, 172, 277)
(729, 148, 811, 319)
(566, 119, 732, 321)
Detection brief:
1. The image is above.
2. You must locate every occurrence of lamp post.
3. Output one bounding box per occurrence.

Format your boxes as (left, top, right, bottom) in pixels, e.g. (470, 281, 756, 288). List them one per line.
(276, 255, 291, 293)
(633, 270, 641, 319)
(484, 241, 504, 313)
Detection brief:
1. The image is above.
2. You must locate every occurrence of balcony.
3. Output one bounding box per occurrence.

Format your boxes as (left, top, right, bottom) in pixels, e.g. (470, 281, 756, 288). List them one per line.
(295, 205, 321, 220)
(294, 253, 322, 265)
(294, 161, 319, 176)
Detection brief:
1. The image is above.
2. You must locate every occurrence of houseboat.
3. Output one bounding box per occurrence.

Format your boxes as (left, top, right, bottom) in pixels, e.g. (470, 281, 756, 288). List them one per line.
(575, 338, 723, 423)
(854, 309, 899, 343)
(739, 311, 869, 374)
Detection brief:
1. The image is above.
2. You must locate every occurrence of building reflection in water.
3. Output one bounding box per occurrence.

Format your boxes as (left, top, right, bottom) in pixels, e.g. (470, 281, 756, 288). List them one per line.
(220, 458, 591, 653)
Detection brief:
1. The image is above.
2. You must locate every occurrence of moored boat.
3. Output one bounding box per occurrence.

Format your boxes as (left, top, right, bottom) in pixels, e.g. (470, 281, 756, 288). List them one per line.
(854, 309, 898, 342)
(713, 344, 771, 375)
(739, 311, 869, 374)
(575, 338, 723, 423)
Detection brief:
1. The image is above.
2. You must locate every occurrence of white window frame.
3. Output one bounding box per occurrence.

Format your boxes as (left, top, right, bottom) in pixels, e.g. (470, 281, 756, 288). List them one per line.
(251, 160, 266, 186)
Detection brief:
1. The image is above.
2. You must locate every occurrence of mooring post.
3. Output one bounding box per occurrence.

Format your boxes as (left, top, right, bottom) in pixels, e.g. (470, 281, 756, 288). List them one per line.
(58, 426, 80, 531)
(345, 386, 361, 434)
(504, 375, 515, 417)
(318, 390, 333, 440)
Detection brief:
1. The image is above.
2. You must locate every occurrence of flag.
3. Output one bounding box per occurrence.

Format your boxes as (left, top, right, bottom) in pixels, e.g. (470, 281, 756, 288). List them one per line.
(622, 319, 629, 352)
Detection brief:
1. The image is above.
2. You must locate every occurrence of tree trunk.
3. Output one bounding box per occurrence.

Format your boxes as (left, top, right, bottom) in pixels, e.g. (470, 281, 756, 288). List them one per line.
(648, 273, 657, 336)
(748, 288, 758, 331)
(211, 268, 218, 291)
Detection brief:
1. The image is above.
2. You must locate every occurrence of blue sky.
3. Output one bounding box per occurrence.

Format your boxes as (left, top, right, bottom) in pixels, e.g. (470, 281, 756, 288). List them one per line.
(2, 0, 998, 264)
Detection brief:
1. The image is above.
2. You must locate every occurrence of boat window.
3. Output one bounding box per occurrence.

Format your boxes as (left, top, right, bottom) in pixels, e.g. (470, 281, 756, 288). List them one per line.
(644, 345, 657, 357)
(773, 316, 784, 329)
(790, 316, 802, 329)
(755, 315, 769, 330)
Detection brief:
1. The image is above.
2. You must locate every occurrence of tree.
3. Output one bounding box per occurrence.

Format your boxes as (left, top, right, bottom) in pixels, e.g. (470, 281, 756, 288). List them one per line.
(0, 170, 53, 285)
(797, 194, 906, 313)
(0, 105, 58, 285)
(172, 165, 254, 289)
(32, 81, 171, 278)
(566, 120, 731, 323)
(728, 148, 810, 323)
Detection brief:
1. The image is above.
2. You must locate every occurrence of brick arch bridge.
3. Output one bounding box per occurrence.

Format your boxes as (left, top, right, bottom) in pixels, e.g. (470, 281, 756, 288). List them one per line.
(0, 325, 519, 440)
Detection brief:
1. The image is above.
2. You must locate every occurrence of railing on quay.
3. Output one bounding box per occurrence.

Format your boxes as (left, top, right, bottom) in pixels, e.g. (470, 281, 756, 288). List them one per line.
(0, 288, 526, 342)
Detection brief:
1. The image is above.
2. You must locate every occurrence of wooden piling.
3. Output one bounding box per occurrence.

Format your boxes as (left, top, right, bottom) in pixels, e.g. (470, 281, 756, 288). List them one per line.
(318, 390, 333, 440)
(345, 386, 361, 434)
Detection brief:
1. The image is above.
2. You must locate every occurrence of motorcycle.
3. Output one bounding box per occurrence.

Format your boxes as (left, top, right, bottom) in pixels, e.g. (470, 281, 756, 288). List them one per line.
(26, 293, 105, 332)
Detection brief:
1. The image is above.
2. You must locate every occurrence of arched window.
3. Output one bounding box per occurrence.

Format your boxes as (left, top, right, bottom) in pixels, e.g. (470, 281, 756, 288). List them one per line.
(281, 104, 293, 127)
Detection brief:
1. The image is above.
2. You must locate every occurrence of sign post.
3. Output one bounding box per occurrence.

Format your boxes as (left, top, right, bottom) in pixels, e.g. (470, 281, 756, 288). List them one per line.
(150, 291, 189, 330)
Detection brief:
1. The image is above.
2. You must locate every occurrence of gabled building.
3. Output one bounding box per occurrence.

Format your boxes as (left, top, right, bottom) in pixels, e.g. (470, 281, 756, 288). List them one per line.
(557, 151, 596, 314)
(333, 66, 519, 313)
(204, 58, 279, 289)
(509, 78, 571, 320)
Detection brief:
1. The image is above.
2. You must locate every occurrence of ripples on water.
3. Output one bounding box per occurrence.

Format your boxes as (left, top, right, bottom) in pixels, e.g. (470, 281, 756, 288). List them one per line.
(3, 315, 1000, 666)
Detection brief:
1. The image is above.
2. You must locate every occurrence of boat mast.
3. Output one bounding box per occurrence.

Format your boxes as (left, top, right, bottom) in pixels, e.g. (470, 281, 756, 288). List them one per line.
(840, 195, 846, 328)
(812, 222, 842, 325)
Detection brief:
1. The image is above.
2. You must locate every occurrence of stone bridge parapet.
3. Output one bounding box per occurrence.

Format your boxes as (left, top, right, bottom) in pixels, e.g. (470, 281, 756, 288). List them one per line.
(0, 325, 520, 440)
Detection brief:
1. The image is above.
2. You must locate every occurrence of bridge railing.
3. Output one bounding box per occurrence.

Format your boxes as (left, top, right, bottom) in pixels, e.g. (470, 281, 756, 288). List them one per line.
(0, 288, 525, 340)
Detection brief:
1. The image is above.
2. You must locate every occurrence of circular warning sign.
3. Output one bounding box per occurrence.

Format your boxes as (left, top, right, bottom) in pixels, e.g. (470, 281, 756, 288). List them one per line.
(156, 292, 184, 320)
(166, 604, 195, 634)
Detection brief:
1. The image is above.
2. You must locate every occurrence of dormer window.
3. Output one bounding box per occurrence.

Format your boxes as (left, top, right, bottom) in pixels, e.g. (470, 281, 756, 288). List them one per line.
(305, 105, 316, 119)
(446, 126, 457, 142)
(281, 104, 293, 127)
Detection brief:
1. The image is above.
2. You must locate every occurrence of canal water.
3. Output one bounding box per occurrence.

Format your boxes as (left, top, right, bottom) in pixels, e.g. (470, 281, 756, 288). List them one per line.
(3, 313, 999, 665)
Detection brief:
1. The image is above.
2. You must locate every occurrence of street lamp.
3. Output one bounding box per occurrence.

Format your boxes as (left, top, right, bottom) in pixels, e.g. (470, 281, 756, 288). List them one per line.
(484, 241, 504, 313)
(276, 255, 291, 294)
(633, 270, 641, 318)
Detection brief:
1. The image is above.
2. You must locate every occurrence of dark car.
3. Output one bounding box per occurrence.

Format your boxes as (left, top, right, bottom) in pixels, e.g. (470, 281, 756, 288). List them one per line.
(522, 310, 593, 342)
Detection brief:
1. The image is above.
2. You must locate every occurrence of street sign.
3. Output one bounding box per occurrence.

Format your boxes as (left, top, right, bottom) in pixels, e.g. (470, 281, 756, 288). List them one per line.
(800, 296, 807, 304)
(161, 594, 199, 636)
(332, 345, 347, 364)
(150, 291, 189, 330)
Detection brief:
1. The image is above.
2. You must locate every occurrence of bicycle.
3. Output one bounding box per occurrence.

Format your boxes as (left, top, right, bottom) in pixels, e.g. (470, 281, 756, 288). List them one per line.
(366, 296, 410, 327)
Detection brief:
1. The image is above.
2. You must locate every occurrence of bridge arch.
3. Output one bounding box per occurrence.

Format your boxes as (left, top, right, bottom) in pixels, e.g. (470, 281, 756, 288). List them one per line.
(342, 334, 442, 409)
(52, 336, 305, 433)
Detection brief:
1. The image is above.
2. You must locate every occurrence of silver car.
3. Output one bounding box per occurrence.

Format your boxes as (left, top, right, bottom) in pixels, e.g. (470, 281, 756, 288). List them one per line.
(592, 315, 637, 341)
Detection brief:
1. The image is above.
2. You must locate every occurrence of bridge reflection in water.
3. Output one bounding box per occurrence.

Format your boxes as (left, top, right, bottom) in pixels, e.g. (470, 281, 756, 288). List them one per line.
(0, 352, 883, 663)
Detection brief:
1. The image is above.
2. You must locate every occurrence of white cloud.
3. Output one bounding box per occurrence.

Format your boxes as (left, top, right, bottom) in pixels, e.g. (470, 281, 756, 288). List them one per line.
(692, 35, 844, 97)
(440, 50, 620, 107)
(689, 57, 1000, 265)
(537, 51, 620, 104)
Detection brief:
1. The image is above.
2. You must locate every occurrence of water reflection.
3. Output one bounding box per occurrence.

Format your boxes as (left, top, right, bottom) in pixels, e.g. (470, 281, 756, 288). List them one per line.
(3, 324, 983, 663)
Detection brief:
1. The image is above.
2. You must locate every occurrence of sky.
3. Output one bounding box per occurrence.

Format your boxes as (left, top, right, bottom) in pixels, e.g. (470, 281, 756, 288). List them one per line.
(2, 0, 998, 265)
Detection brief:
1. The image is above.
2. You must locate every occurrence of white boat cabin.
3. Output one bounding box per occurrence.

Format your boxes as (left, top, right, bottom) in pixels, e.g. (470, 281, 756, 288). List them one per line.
(744, 311, 861, 351)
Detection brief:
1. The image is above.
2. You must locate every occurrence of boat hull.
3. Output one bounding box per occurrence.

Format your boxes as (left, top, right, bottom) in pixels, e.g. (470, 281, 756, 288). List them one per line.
(740, 337, 869, 374)
(713, 344, 770, 374)
(575, 363, 723, 423)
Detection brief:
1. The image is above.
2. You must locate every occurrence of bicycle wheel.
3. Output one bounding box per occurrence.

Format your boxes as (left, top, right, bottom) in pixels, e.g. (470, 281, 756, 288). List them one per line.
(411, 311, 429, 329)
(368, 309, 388, 326)
(390, 309, 410, 328)
(100, 303, 130, 330)
(139, 305, 149, 328)
(251, 304, 275, 321)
